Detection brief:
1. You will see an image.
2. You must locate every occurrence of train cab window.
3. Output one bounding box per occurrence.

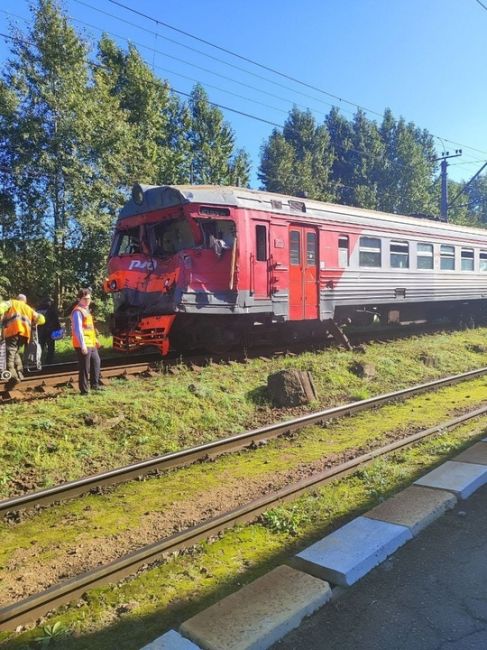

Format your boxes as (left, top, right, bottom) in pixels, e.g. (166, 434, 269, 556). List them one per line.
(306, 232, 317, 266)
(359, 236, 381, 268)
(338, 236, 349, 267)
(290, 231, 301, 266)
(461, 248, 474, 271)
(480, 251, 487, 271)
(390, 240, 409, 269)
(199, 219, 236, 250)
(115, 227, 140, 255)
(150, 218, 195, 257)
(440, 245, 455, 270)
(256, 225, 267, 261)
(417, 243, 434, 269)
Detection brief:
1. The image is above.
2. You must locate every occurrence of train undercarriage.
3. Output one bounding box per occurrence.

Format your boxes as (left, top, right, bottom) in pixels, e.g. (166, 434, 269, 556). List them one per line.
(110, 298, 487, 357)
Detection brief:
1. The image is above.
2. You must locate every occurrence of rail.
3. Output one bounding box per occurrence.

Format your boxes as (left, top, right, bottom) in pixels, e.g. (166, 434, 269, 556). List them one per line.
(2, 403, 487, 630)
(2, 365, 487, 515)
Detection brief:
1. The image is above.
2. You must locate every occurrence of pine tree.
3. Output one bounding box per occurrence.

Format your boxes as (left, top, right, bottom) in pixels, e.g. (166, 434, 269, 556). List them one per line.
(188, 84, 250, 186)
(259, 107, 334, 200)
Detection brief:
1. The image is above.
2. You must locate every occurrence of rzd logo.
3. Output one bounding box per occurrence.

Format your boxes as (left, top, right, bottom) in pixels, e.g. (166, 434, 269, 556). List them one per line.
(128, 259, 157, 271)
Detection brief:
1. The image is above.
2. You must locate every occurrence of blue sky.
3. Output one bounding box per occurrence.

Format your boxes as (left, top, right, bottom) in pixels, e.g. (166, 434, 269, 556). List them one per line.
(1, 0, 486, 188)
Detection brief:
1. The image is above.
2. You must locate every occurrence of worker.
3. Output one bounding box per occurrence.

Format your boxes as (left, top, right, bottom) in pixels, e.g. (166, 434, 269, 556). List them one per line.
(37, 297, 61, 365)
(0, 296, 10, 319)
(71, 288, 103, 395)
(2, 294, 45, 385)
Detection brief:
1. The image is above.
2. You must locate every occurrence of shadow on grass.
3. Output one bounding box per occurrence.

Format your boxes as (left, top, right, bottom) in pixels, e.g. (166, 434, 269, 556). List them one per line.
(246, 385, 269, 405)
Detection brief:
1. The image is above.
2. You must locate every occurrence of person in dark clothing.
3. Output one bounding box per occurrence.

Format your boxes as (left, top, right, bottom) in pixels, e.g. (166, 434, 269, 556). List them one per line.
(37, 297, 61, 365)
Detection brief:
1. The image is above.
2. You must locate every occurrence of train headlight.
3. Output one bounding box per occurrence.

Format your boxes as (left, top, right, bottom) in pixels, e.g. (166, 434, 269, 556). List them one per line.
(132, 183, 144, 205)
(110, 280, 118, 290)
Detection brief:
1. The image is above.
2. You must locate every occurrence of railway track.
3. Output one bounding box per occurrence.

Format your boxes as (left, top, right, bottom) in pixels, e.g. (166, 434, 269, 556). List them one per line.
(0, 322, 464, 403)
(2, 365, 487, 515)
(0, 353, 162, 401)
(2, 401, 487, 631)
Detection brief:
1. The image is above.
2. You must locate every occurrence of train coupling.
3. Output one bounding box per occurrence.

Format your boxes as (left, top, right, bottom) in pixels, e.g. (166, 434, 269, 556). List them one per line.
(113, 315, 176, 356)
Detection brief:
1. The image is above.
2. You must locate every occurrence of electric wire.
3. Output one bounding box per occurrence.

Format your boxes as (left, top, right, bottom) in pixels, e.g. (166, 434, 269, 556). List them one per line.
(0, 7, 337, 120)
(106, 0, 487, 158)
(73, 0, 342, 115)
(1, 23, 485, 184)
(2, 5, 486, 165)
(0, 29, 442, 177)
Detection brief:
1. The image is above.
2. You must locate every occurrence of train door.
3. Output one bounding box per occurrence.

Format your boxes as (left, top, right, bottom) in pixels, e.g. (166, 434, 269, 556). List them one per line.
(251, 221, 270, 298)
(289, 226, 319, 320)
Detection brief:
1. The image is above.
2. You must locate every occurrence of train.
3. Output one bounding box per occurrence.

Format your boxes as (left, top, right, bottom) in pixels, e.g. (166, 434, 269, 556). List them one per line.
(104, 183, 487, 355)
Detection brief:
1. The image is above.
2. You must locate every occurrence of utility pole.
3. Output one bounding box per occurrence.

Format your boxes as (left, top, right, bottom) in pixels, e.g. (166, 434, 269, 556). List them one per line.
(434, 149, 462, 221)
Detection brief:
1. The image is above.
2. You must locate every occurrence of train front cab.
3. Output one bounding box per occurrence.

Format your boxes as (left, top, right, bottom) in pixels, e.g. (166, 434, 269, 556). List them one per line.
(105, 196, 240, 355)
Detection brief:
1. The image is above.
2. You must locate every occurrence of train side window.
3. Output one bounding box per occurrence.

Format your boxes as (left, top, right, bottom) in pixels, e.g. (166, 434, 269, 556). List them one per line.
(338, 235, 349, 267)
(306, 232, 317, 266)
(359, 236, 381, 267)
(440, 245, 455, 270)
(290, 231, 301, 266)
(461, 248, 474, 271)
(480, 251, 487, 271)
(417, 243, 434, 269)
(256, 225, 267, 261)
(390, 240, 409, 268)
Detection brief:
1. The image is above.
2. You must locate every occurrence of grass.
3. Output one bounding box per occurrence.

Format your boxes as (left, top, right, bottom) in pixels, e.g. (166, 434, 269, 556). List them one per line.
(3, 327, 487, 498)
(3, 328, 487, 648)
(1, 411, 486, 649)
(1, 375, 486, 574)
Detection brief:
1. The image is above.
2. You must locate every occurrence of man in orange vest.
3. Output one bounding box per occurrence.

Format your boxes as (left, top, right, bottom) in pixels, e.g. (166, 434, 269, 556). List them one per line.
(71, 288, 102, 395)
(2, 294, 45, 385)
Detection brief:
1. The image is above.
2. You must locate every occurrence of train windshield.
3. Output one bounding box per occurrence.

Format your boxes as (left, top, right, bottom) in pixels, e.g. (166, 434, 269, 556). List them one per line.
(112, 227, 141, 255)
(112, 217, 236, 258)
(148, 217, 196, 258)
(197, 219, 236, 249)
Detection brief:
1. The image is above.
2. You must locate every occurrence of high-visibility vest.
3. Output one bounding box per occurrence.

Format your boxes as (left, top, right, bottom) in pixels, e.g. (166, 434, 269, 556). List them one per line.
(71, 305, 97, 349)
(2, 300, 43, 339)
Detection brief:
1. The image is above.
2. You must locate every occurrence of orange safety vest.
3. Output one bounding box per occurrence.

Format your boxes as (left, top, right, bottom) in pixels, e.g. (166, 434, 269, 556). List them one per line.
(2, 300, 39, 339)
(71, 305, 97, 349)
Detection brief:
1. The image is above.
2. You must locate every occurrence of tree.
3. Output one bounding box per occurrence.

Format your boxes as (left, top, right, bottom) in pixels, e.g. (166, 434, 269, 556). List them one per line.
(1, 0, 101, 303)
(188, 84, 250, 186)
(377, 110, 437, 215)
(259, 107, 334, 200)
(97, 37, 192, 186)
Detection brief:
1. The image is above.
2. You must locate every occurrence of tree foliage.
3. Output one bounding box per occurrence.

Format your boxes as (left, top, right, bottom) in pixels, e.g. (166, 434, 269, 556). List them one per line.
(1, 0, 486, 314)
(0, 1, 249, 308)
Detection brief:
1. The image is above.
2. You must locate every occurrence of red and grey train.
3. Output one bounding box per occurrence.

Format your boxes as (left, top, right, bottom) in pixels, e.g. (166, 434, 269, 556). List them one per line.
(104, 184, 487, 355)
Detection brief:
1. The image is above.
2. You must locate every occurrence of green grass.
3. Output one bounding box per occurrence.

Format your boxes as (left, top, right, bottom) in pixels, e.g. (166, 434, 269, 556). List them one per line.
(48, 335, 114, 363)
(2, 411, 486, 649)
(3, 328, 487, 648)
(3, 327, 487, 498)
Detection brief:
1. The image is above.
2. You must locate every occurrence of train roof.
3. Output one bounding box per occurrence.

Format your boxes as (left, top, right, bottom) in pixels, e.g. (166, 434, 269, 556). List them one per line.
(118, 184, 487, 241)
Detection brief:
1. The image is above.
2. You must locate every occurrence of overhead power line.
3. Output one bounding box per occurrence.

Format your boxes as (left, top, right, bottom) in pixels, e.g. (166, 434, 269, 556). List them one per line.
(0, 7, 337, 120)
(73, 0, 340, 115)
(474, 0, 487, 11)
(108, 0, 369, 115)
(0, 29, 442, 176)
(107, 0, 487, 158)
(2, 5, 486, 163)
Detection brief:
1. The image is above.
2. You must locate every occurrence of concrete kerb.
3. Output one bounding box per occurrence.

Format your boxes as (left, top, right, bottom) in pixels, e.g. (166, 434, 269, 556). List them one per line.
(141, 440, 487, 650)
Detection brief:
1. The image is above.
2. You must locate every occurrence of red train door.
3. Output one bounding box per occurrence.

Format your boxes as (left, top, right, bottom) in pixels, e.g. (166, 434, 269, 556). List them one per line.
(289, 226, 319, 320)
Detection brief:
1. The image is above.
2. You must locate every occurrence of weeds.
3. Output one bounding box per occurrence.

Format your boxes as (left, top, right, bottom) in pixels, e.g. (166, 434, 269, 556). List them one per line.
(261, 505, 311, 535)
(33, 622, 69, 647)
